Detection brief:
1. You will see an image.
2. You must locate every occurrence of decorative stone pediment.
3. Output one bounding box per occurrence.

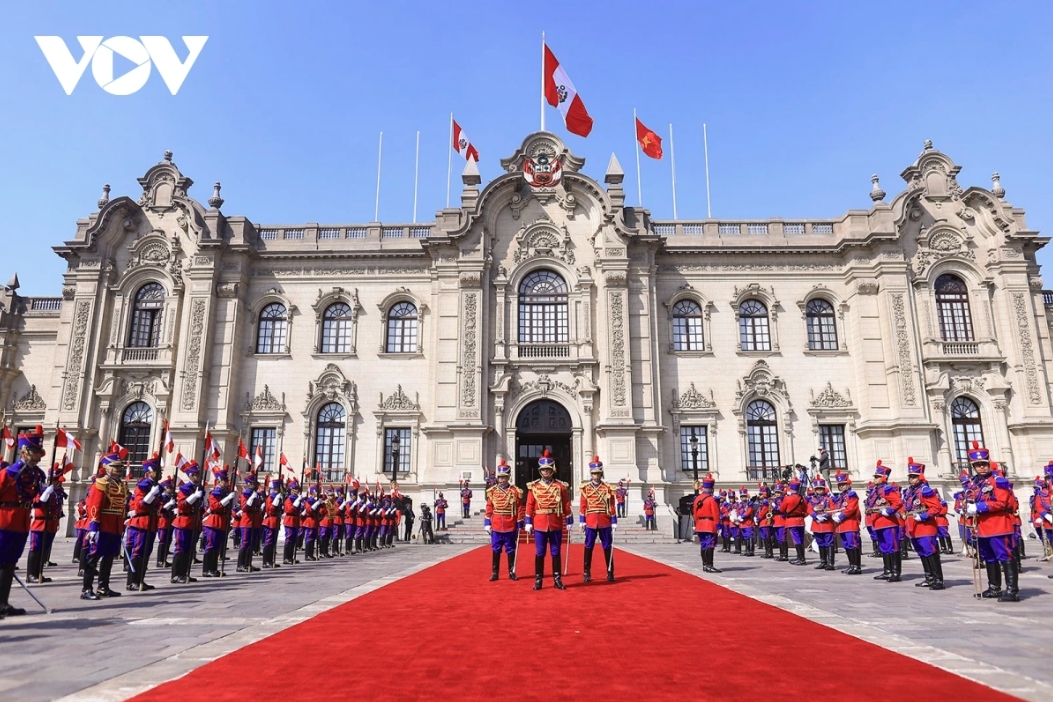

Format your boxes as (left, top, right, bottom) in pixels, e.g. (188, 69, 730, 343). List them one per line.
(735, 360, 789, 405)
(809, 382, 852, 408)
(673, 383, 715, 410)
(512, 215, 575, 265)
(900, 141, 964, 203)
(500, 132, 585, 176)
(245, 385, 285, 412)
(306, 364, 358, 411)
(510, 374, 578, 400)
(137, 151, 193, 210)
(12, 385, 46, 412)
(379, 385, 419, 411)
(911, 226, 974, 278)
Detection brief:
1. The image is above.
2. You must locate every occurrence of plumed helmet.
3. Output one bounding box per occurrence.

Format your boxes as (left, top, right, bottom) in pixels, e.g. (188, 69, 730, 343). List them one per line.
(538, 449, 555, 469)
(182, 461, 201, 476)
(701, 473, 716, 490)
(141, 453, 162, 474)
(967, 440, 990, 464)
(99, 451, 124, 468)
(834, 470, 851, 486)
(589, 455, 604, 474)
(17, 425, 45, 454)
(906, 457, 925, 476)
(738, 486, 748, 497)
(873, 460, 891, 479)
(287, 479, 300, 490)
(496, 457, 511, 477)
(812, 478, 827, 490)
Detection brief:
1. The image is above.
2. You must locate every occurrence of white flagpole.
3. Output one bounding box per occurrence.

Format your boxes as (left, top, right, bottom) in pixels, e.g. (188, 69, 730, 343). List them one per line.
(703, 122, 712, 218)
(445, 113, 453, 208)
(669, 123, 678, 220)
(413, 130, 420, 224)
(374, 131, 383, 222)
(633, 108, 642, 207)
(540, 31, 546, 131)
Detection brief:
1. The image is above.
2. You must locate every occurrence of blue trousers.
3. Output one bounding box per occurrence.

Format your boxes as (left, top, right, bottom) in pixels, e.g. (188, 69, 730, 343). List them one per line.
(583, 526, 612, 549)
(490, 530, 517, 554)
(533, 529, 563, 557)
(838, 531, 860, 549)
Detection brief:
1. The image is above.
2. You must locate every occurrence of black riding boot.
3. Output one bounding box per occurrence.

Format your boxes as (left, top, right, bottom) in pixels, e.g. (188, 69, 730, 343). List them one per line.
(73, 538, 82, 564)
(874, 553, 890, 579)
(999, 561, 1020, 602)
(305, 541, 316, 561)
(81, 558, 100, 599)
(944, 535, 954, 555)
(982, 562, 1003, 598)
(734, 536, 742, 555)
(900, 539, 909, 560)
(533, 555, 544, 590)
(916, 554, 934, 587)
(583, 547, 594, 583)
(354, 537, 362, 554)
(508, 551, 519, 580)
(870, 539, 881, 558)
(27, 550, 49, 583)
(814, 547, 828, 569)
(778, 541, 788, 561)
(98, 556, 120, 596)
(887, 551, 902, 582)
(604, 547, 615, 581)
(929, 553, 946, 590)
(489, 551, 500, 581)
(792, 544, 806, 565)
(703, 548, 722, 573)
(552, 554, 565, 590)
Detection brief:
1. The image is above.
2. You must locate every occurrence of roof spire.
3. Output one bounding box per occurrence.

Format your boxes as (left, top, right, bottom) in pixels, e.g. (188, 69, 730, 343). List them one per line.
(97, 184, 110, 209)
(208, 182, 224, 210)
(869, 174, 886, 202)
(991, 172, 1005, 198)
(6, 272, 19, 290)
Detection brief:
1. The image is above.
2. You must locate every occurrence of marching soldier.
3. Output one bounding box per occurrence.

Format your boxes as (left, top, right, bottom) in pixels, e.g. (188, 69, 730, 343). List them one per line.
(74, 496, 89, 571)
(579, 456, 617, 583)
(830, 471, 862, 575)
(202, 467, 236, 578)
(808, 478, 836, 571)
(282, 480, 303, 565)
(82, 450, 129, 600)
(261, 479, 283, 568)
(903, 458, 946, 590)
(302, 486, 320, 560)
(1036, 466, 1053, 560)
(483, 458, 524, 581)
(693, 474, 721, 573)
(319, 487, 337, 558)
(0, 426, 47, 618)
(125, 454, 162, 591)
(27, 460, 65, 584)
(434, 492, 448, 530)
(615, 480, 628, 518)
(155, 478, 176, 569)
(524, 449, 572, 590)
(867, 460, 904, 583)
(771, 485, 788, 561)
(780, 477, 808, 565)
(726, 491, 740, 553)
(237, 475, 262, 572)
(965, 443, 1020, 601)
(736, 487, 755, 557)
(460, 482, 473, 519)
(936, 497, 954, 555)
(865, 481, 880, 559)
(171, 462, 204, 584)
(755, 484, 775, 559)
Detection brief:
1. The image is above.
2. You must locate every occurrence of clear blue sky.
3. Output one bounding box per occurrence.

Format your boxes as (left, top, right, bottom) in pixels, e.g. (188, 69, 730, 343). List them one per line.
(2, 1, 1051, 295)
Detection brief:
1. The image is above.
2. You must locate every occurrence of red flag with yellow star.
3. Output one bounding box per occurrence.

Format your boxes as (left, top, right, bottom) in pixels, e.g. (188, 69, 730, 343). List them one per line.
(635, 117, 663, 159)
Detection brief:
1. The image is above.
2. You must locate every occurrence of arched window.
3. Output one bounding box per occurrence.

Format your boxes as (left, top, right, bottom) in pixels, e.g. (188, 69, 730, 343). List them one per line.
(746, 400, 780, 478)
(806, 298, 838, 351)
(119, 401, 153, 471)
(951, 397, 984, 472)
(256, 303, 288, 354)
(672, 300, 704, 351)
(518, 270, 569, 344)
(314, 403, 346, 479)
(935, 274, 974, 341)
(128, 283, 164, 348)
(321, 302, 353, 354)
(739, 300, 770, 351)
(386, 302, 419, 353)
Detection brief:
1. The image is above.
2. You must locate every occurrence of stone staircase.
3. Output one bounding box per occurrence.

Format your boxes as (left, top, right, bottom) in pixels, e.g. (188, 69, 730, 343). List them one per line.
(432, 508, 680, 545)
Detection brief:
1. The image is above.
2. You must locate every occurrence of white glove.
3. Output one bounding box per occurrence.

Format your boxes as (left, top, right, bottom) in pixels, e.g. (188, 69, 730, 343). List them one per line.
(143, 485, 161, 504)
(833, 513, 844, 523)
(484, 525, 492, 534)
(187, 490, 202, 504)
(247, 493, 258, 507)
(524, 524, 533, 533)
(612, 522, 618, 531)
(1045, 513, 1053, 523)
(967, 503, 978, 515)
(221, 492, 236, 507)
(163, 499, 176, 511)
(579, 522, 586, 533)
(127, 509, 137, 518)
(881, 508, 893, 517)
(293, 496, 303, 508)
(40, 485, 55, 501)
(85, 530, 99, 543)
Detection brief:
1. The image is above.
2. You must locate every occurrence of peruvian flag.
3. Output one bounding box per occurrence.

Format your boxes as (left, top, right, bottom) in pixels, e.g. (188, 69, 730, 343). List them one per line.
(1, 425, 13, 449)
(253, 444, 264, 472)
(635, 117, 663, 159)
(279, 452, 291, 476)
(544, 43, 593, 137)
(163, 420, 174, 454)
(237, 437, 249, 461)
(55, 427, 83, 451)
(452, 119, 479, 162)
(205, 427, 221, 462)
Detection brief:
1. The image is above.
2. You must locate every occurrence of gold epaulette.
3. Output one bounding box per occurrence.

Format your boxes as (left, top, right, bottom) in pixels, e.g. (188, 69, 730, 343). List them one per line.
(580, 481, 591, 490)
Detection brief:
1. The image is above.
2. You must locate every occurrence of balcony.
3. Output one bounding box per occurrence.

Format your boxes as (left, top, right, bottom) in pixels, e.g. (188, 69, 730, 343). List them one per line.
(516, 344, 570, 359)
(942, 341, 979, 356)
(922, 338, 999, 364)
(103, 345, 173, 369)
(122, 347, 159, 362)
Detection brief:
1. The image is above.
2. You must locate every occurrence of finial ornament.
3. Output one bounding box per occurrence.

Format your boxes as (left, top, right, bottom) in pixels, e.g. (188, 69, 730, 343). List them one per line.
(208, 182, 224, 209)
(97, 184, 110, 209)
(163, 150, 173, 162)
(869, 174, 885, 202)
(991, 172, 1005, 198)
(923, 139, 933, 151)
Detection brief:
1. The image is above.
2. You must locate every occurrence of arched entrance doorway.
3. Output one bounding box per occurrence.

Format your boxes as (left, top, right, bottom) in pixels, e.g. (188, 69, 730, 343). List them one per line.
(514, 399, 573, 492)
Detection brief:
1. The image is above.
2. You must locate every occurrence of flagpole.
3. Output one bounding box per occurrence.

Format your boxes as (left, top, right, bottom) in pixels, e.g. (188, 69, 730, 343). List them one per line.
(669, 123, 679, 220)
(412, 130, 420, 224)
(540, 31, 546, 132)
(445, 114, 453, 208)
(633, 108, 643, 207)
(703, 122, 712, 218)
(374, 131, 383, 222)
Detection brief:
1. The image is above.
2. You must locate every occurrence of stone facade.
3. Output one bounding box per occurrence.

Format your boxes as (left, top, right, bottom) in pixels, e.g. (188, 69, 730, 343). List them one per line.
(3, 135, 1053, 530)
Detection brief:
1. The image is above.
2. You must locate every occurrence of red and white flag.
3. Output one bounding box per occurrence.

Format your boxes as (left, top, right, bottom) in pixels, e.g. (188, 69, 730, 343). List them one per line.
(3, 425, 16, 449)
(163, 420, 174, 454)
(452, 119, 479, 162)
(279, 452, 291, 476)
(544, 43, 593, 137)
(55, 427, 83, 452)
(253, 444, 264, 472)
(205, 427, 221, 462)
(237, 437, 249, 461)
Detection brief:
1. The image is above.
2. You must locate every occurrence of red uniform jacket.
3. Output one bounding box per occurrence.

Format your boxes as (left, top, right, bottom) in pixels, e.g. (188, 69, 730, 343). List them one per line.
(173, 483, 203, 530)
(0, 461, 44, 533)
(905, 482, 946, 538)
(263, 493, 283, 529)
(578, 481, 617, 528)
(525, 479, 572, 532)
(283, 494, 302, 528)
(203, 489, 232, 530)
(127, 482, 160, 532)
(771, 497, 785, 527)
(808, 494, 836, 533)
(30, 486, 64, 533)
(736, 500, 755, 527)
(238, 491, 262, 529)
(779, 493, 807, 527)
(867, 482, 903, 530)
(319, 498, 336, 527)
(302, 499, 319, 529)
(973, 474, 1015, 536)
(75, 499, 89, 531)
(832, 490, 861, 533)
(692, 493, 720, 534)
(86, 476, 128, 535)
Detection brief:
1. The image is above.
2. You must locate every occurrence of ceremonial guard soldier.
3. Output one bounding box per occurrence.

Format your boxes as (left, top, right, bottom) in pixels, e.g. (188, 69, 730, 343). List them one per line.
(354, 490, 369, 553)
(237, 475, 262, 572)
(780, 477, 808, 565)
(319, 486, 337, 558)
(965, 443, 1020, 601)
(615, 480, 628, 518)
(866, 460, 904, 582)
(82, 451, 129, 600)
(726, 491, 740, 553)
(808, 478, 836, 571)
(343, 485, 358, 554)
(643, 490, 657, 531)
(434, 492, 448, 530)
(73, 496, 89, 568)
(27, 460, 66, 584)
(935, 497, 953, 555)
(830, 471, 862, 575)
(202, 467, 236, 577)
(460, 482, 473, 519)
(771, 484, 788, 561)
(261, 479, 283, 568)
(0, 426, 47, 617)
(524, 449, 572, 590)
(483, 458, 524, 581)
(755, 484, 775, 559)
(282, 480, 303, 565)
(155, 478, 175, 568)
(693, 474, 721, 573)
(125, 454, 162, 591)
(903, 458, 946, 590)
(1036, 465, 1053, 557)
(735, 487, 755, 557)
(171, 462, 204, 583)
(579, 456, 617, 583)
(302, 486, 320, 560)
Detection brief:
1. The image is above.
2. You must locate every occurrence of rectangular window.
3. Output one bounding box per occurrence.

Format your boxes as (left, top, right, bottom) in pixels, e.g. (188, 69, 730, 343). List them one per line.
(818, 425, 847, 470)
(250, 428, 277, 474)
(679, 426, 709, 472)
(384, 427, 411, 474)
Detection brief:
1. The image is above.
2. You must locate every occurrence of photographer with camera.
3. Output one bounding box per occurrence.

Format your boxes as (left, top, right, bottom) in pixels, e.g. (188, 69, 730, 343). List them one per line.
(418, 503, 434, 544)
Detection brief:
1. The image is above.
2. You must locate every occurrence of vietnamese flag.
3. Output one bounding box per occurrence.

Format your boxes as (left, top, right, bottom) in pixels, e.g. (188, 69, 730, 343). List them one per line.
(635, 117, 663, 159)
(544, 43, 593, 137)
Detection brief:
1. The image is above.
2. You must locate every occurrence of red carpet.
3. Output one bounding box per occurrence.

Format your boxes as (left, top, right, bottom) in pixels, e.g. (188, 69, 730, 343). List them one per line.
(132, 546, 1018, 702)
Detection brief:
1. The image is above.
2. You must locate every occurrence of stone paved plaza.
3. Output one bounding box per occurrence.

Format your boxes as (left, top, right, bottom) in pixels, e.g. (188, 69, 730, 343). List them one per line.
(1, 538, 1051, 701)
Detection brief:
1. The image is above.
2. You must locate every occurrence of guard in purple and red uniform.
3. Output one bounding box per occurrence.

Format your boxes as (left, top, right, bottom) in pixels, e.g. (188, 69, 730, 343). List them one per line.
(302, 486, 320, 560)
(74, 496, 89, 569)
(965, 442, 1021, 601)
(82, 451, 129, 600)
(524, 449, 572, 590)
(808, 477, 837, 571)
(484, 458, 524, 581)
(261, 479, 283, 568)
(460, 483, 473, 519)
(237, 474, 262, 572)
(693, 473, 721, 573)
(735, 487, 756, 557)
(281, 480, 303, 565)
(903, 457, 946, 590)
(615, 480, 628, 518)
(155, 478, 175, 569)
(780, 477, 808, 565)
(771, 483, 788, 561)
(755, 484, 774, 559)
(1035, 466, 1053, 560)
(0, 426, 47, 618)
(434, 492, 448, 530)
(124, 454, 162, 591)
(831, 471, 862, 575)
(202, 467, 236, 578)
(866, 460, 904, 582)
(27, 460, 66, 584)
(171, 462, 204, 583)
(643, 490, 657, 531)
(579, 455, 617, 583)
(726, 491, 740, 553)
(319, 486, 337, 558)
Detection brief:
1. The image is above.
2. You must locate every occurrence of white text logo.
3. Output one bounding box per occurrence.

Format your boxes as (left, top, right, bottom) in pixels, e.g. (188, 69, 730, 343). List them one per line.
(35, 36, 208, 95)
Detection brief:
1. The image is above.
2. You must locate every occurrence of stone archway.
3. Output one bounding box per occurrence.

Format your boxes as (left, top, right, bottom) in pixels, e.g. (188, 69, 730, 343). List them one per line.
(514, 399, 574, 492)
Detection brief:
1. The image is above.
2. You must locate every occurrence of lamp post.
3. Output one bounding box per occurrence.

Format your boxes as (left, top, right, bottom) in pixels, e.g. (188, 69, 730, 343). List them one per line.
(390, 432, 401, 477)
(689, 434, 700, 483)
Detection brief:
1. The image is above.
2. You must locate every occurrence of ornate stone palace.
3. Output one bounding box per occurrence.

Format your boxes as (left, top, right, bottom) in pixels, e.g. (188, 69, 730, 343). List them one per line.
(2, 133, 1053, 526)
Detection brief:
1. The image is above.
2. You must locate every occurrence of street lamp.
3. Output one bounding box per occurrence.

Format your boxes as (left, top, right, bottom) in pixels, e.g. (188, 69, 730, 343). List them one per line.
(689, 434, 700, 483)
(390, 432, 401, 476)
